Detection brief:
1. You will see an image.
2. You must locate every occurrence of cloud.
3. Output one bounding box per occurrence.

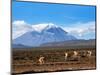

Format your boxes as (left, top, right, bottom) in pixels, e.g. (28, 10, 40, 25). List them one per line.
(12, 21, 56, 39)
(32, 23, 55, 32)
(12, 20, 95, 40)
(13, 20, 32, 31)
(12, 20, 33, 39)
(63, 21, 95, 39)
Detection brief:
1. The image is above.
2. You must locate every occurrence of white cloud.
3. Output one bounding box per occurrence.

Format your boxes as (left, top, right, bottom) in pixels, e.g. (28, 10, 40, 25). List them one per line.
(32, 23, 58, 32)
(12, 20, 33, 39)
(12, 20, 95, 40)
(13, 20, 32, 31)
(63, 21, 95, 39)
(32, 23, 51, 32)
(13, 20, 26, 25)
(12, 21, 56, 39)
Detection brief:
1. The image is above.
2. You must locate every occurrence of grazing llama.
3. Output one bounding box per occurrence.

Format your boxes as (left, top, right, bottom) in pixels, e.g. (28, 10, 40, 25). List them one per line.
(38, 56, 45, 65)
(72, 51, 80, 60)
(73, 51, 78, 57)
(64, 52, 68, 61)
(87, 51, 92, 57)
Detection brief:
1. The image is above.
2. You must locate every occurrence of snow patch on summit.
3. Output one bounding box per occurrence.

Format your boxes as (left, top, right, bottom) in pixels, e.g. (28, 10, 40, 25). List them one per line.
(32, 23, 58, 32)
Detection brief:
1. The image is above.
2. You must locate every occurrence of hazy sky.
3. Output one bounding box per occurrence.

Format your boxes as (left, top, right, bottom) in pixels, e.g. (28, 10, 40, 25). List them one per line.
(12, 1, 96, 39)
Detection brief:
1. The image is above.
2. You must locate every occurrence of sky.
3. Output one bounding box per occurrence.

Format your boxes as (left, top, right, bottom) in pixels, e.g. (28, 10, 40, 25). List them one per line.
(12, 1, 96, 39)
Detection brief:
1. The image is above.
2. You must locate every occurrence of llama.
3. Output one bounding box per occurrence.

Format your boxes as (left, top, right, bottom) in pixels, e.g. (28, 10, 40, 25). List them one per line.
(72, 51, 79, 61)
(38, 56, 45, 65)
(73, 51, 78, 57)
(64, 52, 68, 61)
(87, 51, 92, 57)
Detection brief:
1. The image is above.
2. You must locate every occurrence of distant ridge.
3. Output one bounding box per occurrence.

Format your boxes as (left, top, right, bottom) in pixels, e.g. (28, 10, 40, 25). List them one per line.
(40, 39, 95, 47)
(12, 44, 32, 48)
(13, 39, 95, 48)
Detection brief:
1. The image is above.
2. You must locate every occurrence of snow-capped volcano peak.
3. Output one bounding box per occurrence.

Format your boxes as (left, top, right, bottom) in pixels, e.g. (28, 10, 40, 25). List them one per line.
(32, 23, 58, 32)
(45, 23, 59, 29)
(13, 22, 77, 47)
